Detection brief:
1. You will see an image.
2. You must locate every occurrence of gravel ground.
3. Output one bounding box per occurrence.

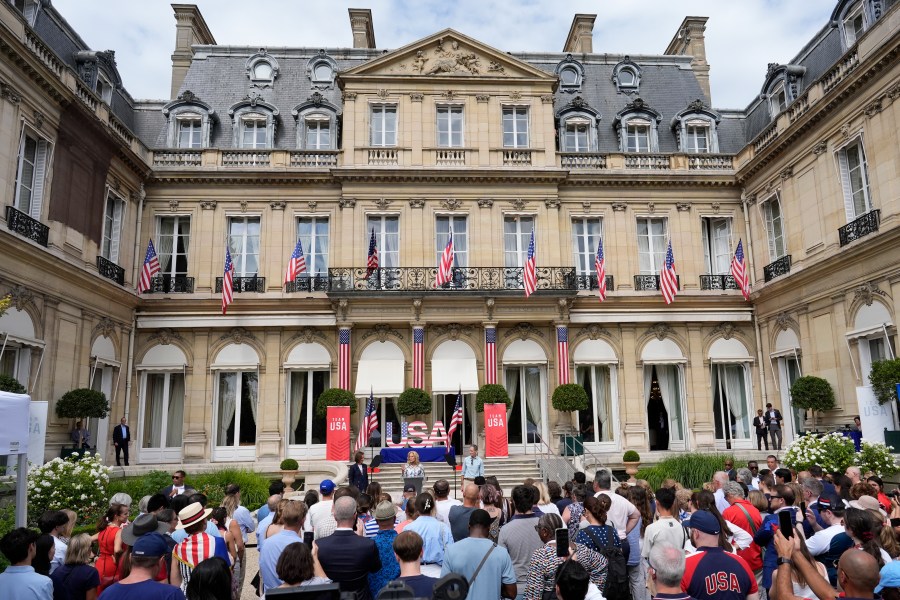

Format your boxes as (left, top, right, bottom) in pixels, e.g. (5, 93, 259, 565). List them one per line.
(239, 531, 260, 600)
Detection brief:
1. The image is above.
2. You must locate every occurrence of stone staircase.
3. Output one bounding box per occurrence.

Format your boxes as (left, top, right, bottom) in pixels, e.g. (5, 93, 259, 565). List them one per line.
(368, 456, 544, 500)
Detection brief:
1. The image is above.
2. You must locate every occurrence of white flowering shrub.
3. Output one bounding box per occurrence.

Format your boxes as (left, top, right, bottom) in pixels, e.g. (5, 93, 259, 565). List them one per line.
(27, 452, 110, 526)
(782, 432, 856, 473)
(855, 441, 899, 477)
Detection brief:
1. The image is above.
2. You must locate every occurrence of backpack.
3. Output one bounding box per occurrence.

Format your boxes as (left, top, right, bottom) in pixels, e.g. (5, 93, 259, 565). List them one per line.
(585, 525, 630, 600)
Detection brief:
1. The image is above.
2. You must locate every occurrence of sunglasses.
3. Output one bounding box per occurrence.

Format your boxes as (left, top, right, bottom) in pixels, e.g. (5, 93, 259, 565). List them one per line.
(749, 466, 759, 470)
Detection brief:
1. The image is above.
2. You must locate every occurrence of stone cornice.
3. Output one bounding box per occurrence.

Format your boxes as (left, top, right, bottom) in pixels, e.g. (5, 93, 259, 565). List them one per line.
(147, 172, 340, 186)
(329, 167, 569, 185)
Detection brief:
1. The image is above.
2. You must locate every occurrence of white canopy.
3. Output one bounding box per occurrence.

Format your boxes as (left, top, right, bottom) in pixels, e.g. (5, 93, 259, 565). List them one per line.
(356, 341, 405, 397)
(284, 342, 331, 368)
(573, 339, 617, 364)
(640, 338, 685, 363)
(773, 328, 800, 354)
(138, 344, 188, 369)
(432, 340, 479, 394)
(849, 302, 893, 338)
(708, 338, 752, 362)
(91, 336, 119, 366)
(0, 307, 42, 348)
(502, 339, 547, 364)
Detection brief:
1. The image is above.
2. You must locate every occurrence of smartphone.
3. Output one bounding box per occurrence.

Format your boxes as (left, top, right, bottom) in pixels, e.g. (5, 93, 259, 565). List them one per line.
(303, 531, 314, 547)
(779, 510, 793, 537)
(555, 527, 570, 558)
(799, 501, 807, 517)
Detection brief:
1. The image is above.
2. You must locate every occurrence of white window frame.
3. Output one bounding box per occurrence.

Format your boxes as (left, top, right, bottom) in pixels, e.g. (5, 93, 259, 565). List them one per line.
(503, 215, 535, 268)
(96, 72, 114, 104)
(617, 68, 638, 89)
(836, 137, 872, 220)
(625, 120, 652, 153)
(711, 363, 754, 449)
(762, 195, 786, 261)
(228, 216, 262, 277)
(636, 217, 668, 274)
(701, 217, 733, 275)
(436, 105, 464, 148)
(563, 118, 591, 152)
(239, 113, 269, 149)
(212, 370, 259, 461)
(304, 115, 332, 150)
(13, 126, 51, 220)
(251, 61, 276, 85)
(0, 344, 31, 389)
(101, 190, 126, 264)
(176, 114, 203, 149)
(843, 3, 868, 46)
(13, 0, 39, 25)
(286, 369, 330, 453)
(575, 364, 619, 448)
(366, 215, 400, 268)
(296, 216, 330, 275)
(571, 217, 602, 276)
(370, 104, 397, 147)
(502, 106, 529, 149)
(684, 121, 711, 154)
(137, 371, 185, 463)
(769, 82, 788, 118)
(435, 215, 468, 268)
(156, 215, 191, 278)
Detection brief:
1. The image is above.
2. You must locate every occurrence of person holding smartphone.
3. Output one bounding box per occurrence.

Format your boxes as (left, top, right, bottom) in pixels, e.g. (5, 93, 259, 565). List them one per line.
(524, 513, 608, 600)
(753, 484, 798, 596)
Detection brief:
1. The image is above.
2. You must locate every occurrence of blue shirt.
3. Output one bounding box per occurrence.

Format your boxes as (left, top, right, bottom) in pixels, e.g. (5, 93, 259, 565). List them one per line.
(461, 456, 484, 479)
(233, 506, 255, 543)
(0, 566, 54, 600)
(368, 529, 400, 596)
(259, 529, 303, 594)
(256, 513, 275, 552)
(257, 504, 271, 522)
(405, 516, 454, 565)
(100, 578, 184, 600)
(753, 508, 797, 588)
(441, 537, 516, 600)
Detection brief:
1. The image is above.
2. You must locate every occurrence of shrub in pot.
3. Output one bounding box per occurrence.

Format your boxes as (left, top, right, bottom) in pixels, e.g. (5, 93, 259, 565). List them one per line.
(398, 387, 432, 416)
(789, 376, 836, 430)
(622, 450, 641, 482)
(315, 388, 357, 418)
(623, 450, 640, 462)
(279, 458, 300, 493)
(55, 388, 109, 451)
(475, 384, 512, 413)
(870, 358, 900, 406)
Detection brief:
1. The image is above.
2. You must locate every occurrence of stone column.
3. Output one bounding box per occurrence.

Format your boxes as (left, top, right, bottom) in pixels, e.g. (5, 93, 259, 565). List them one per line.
(183, 331, 209, 461)
(621, 324, 647, 450)
(256, 330, 282, 459)
(687, 323, 715, 450)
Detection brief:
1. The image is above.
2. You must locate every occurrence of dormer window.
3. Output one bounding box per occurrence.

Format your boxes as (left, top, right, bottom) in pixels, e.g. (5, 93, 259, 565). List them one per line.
(229, 96, 279, 149)
(163, 91, 216, 149)
(832, 1, 882, 50)
(240, 113, 268, 148)
(253, 62, 273, 81)
(96, 73, 114, 104)
(555, 55, 585, 93)
(614, 98, 660, 153)
(564, 117, 590, 152)
(307, 52, 338, 90)
(625, 120, 651, 152)
(556, 96, 600, 154)
(761, 64, 805, 120)
(292, 93, 340, 151)
(246, 50, 279, 87)
(769, 83, 787, 118)
(671, 100, 720, 154)
(612, 57, 642, 94)
(177, 113, 203, 148)
(305, 114, 331, 150)
(13, 0, 39, 26)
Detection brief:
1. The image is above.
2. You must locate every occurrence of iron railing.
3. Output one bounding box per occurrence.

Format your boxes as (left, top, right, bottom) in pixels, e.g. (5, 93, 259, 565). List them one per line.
(96, 256, 125, 285)
(633, 274, 680, 291)
(573, 274, 615, 293)
(699, 274, 738, 290)
(763, 255, 792, 282)
(328, 266, 578, 293)
(5, 205, 49, 247)
(285, 275, 330, 293)
(839, 209, 880, 247)
(147, 276, 195, 293)
(215, 276, 266, 293)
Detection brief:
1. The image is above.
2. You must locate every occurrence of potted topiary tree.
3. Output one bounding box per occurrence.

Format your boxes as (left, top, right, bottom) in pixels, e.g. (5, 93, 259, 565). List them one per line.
(280, 458, 300, 493)
(623, 450, 641, 482)
(789, 375, 836, 432)
(0, 373, 26, 394)
(315, 388, 357, 418)
(869, 358, 900, 446)
(55, 388, 109, 457)
(551, 383, 589, 456)
(475, 384, 512, 413)
(398, 387, 432, 445)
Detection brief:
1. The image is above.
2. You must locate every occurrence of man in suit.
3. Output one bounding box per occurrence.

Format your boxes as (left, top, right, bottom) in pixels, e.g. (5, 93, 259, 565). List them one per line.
(112, 417, 130, 466)
(766, 403, 784, 450)
(753, 409, 769, 451)
(160, 470, 188, 497)
(316, 496, 382, 600)
(348, 450, 369, 493)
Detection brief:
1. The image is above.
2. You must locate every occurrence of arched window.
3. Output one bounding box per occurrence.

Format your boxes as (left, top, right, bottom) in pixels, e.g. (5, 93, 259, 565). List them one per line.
(556, 96, 600, 153)
(832, 0, 884, 48)
(307, 51, 338, 89)
(555, 55, 585, 93)
(163, 91, 216, 149)
(229, 97, 279, 149)
(246, 49, 280, 87)
(292, 94, 340, 150)
(672, 100, 720, 154)
(612, 57, 642, 94)
(761, 64, 806, 119)
(613, 98, 661, 153)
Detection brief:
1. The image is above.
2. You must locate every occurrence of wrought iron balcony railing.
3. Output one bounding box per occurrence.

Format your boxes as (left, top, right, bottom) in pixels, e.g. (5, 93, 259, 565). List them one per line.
(328, 267, 577, 293)
(96, 256, 125, 285)
(633, 274, 680, 291)
(215, 276, 266, 293)
(699, 274, 738, 290)
(838, 209, 880, 247)
(285, 275, 330, 293)
(573, 274, 615, 293)
(763, 255, 791, 282)
(147, 276, 195, 293)
(5, 205, 49, 247)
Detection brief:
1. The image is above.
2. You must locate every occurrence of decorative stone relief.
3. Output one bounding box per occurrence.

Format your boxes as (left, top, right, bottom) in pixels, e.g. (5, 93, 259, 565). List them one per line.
(477, 198, 494, 209)
(1, 82, 21, 104)
(431, 323, 474, 340)
(505, 322, 544, 340)
(148, 328, 181, 345)
(711, 322, 736, 340)
(711, 202, 721, 213)
(240, 200, 249, 213)
(412, 299, 422, 321)
(840, 123, 852, 138)
(409, 92, 424, 102)
(779, 166, 794, 180)
(308, 201, 318, 211)
(33, 110, 45, 130)
(376, 89, 390, 99)
(646, 323, 672, 341)
(545, 198, 561, 209)
(441, 90, 457, 101)
(93, 317, 116, 338)
(886, 83, 900, 101)
(168, 199, 179, 211)
(510, 91, 522, 101)
(773, 312, 795, 332)
(611, 202, 627, 212)
(488, 61, 505, 74)
(221, 327, 254, 345)
(200, 200, 217, 210)
(408, 198, 425, 209)
(540, 94, 554, 104)
(343, 91, 357, 101)
(109, 177, 121, 192)
(864, 98, 883, 118)
(289, 327, 326, 345)
(647, 202, 655, 214)
(334, 299, 349, 321)
(440, 198, 461, 211)
(475, 94, 490, 103)
(485, 298, 495, 321)
(339, 197, 356, 210)
(509, 199, 528, 211)
(576, 323, 610, 340)
(812, 141, 828, 155)
(374, 198, 392, 210)
(270, 200, 286, 210)
(557, 298, 573, 320)
(582, 202, 592, 212)
(307, 91, 326, 106)
(361, 324, 403, 343)
(854, 281, 886, 307)
(676, 202, 692, 212)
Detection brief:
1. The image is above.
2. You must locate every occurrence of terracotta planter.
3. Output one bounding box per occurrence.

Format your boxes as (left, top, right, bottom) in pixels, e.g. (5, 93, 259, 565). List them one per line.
(623, 461, 641, 482)
(281, 469, 299, 493)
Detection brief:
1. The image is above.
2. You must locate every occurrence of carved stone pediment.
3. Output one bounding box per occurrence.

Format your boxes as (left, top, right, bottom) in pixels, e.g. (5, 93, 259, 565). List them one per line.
(576, 324, 610, 340)
(149, 328, 181, 346)
(645, 323, 672, 341)
(773, 312, 795, 332)
(289, 327, 326, 345)
(854, 281, 886, 307)
(9, 285, 33, 310)
(504, 322, 544, 341)
(711, 322, 736, 340)
(93, 317, 116, 339)
(431, 323, 475, 341)
(361, 324, 403, 343)
(221, 327, 254, 345)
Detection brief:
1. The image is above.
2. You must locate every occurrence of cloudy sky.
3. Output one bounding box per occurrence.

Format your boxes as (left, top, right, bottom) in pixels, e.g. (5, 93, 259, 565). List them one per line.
(52, 0, 835, 109)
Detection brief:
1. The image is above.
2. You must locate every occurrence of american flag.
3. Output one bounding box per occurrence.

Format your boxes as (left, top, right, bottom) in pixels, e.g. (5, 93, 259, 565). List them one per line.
(557, 326, 570, 385)
(222, 244, 234, 315)
(366, 229, 379, 278)
(484, 327, 497, 384)
(400, 420, 409, 440)
(523, 229, 537, 298)
(137, 239, 160, 293)
(355, 390, 378, 452)
(284, 237, 307, 284)
(436, 228, 455, 287)
(731, 239, 751, 301)
(339, 328, 351, 390)
(660, 239, 678, 305)
(447, 390, 463, 445)
(595, 236, 607, 302)
(412, 327, 424, 388)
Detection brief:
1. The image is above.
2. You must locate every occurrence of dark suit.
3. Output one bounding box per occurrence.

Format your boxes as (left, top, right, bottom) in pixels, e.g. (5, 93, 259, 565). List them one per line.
(112, 423, 130, 466)
(753, 415, 769, 450)
(348, 462, 369, 493)
(315, 529, 381, 600)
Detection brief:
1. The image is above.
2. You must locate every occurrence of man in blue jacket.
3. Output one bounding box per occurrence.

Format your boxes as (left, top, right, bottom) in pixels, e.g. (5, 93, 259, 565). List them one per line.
(753, 484, 797, 594)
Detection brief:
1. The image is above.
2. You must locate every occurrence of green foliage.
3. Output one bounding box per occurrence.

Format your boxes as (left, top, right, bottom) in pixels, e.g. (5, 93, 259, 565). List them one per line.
(635, 453, 735, 489)
(869, 359, 900, 405)
(315, 388, 357, 418)
(55, 388, 109, 420)
(0, 503, 14, 571)
(476, 384, 512, 413)
(280, 458, 299, 471)
(107, 470, 173, 503)
(27, 453, 110, 527)
(398, 387, 432, 416)
(855, 441, 899, 477)
(789, 376, 836, 413)
(0, 374, 25, 394)
(188, 469, 271, 508)
(622, 450, 640, 462)
(551, 384, 589, 413)
(783, 432, 856, 473)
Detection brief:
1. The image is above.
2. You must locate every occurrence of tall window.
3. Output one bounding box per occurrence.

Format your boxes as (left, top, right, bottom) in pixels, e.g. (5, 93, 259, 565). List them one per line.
(101, 192, 125, 263)
(367, 215, 399, 268)
(96, 73, 114, 104)
(157, 216, 191, 278)
(636, 217, 667, 274)
(502, 107, 529, 148)
(625, 121, 651, 152)
(436, 106, 463, 148)
(563, 118, 590, 152)
(228, 217, 261, 277)
(240, 114, 268, 149)
(701, 217, 732, 275)
(177, 116, 202, 149)
(215, 371, 258, 448)
(572, 218, 602, 276)
(684, 122, 710, 153)
(288, 371, 329, 446)
(843, 4, 867, 46)
(838, 140, 872, 219)
(305, 116, 331, 150)
(503, 216, 535, 267)
(142, 373, 185, 450)
(296, 217, 329, 275)
(435, 216, 468, 268)
(370, 104, 397, 147)
(14, 129, 50, 219)
(762, 197, 786, 261)
(769, 83, 787, 118)
(576, 365, 615, 444)
(712, 364, 751, 445)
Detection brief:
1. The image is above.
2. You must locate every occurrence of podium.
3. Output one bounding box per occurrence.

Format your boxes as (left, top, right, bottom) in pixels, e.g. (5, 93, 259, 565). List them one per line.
(404, 477, 424, 495)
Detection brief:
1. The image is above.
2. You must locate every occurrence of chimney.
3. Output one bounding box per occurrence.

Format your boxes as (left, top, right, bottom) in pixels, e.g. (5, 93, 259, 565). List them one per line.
(348, 8, 376, 49)
(563, 14, 596, 54)
(664, 16, 711, 103)
(170, 4, 216, 98)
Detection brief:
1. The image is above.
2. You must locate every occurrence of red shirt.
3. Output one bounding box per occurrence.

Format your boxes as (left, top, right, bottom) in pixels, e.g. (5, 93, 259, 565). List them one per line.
(722, 498, 763, 571)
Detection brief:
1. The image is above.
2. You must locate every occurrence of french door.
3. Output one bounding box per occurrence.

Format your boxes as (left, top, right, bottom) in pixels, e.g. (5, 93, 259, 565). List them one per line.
(286, 370, 329, 458)
(503, 366, 547, 453)
(138, 372, 184, 463)
(213, 371, 258, 461)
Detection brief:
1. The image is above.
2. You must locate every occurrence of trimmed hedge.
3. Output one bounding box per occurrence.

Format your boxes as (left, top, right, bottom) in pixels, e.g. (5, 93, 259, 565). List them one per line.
(789, 376, 836, 413)
(280, 458, 299, 471)
(55, 388, 109, 420)
(475, 384, 512, 413)
(552, 384, 589, 412)
(623, 450, 640, 462)
(398, 387, 432, 416)
(315, 388, 357, 418)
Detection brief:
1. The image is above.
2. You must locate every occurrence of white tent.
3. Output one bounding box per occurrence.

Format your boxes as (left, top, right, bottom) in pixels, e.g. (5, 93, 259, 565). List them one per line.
(0, 391, 31, 527)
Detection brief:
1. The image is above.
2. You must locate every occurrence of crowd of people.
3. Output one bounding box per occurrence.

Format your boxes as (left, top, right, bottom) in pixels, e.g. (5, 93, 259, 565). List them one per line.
(4, 449, 900, 600)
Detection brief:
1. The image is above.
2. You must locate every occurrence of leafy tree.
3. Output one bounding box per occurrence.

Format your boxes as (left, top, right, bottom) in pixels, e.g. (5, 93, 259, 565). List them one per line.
(869, 358, 900, 406)
(55, 388, 109, 421)
(790, 376, 836, 430)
